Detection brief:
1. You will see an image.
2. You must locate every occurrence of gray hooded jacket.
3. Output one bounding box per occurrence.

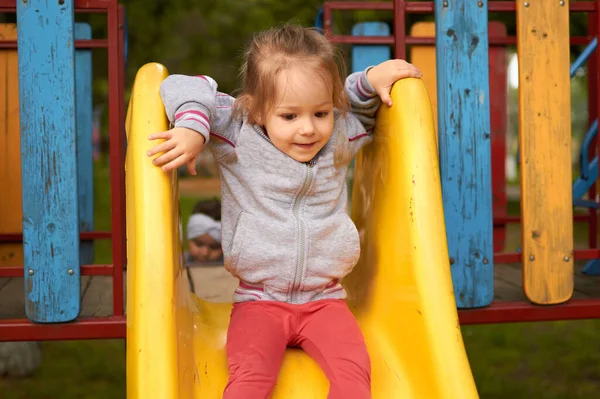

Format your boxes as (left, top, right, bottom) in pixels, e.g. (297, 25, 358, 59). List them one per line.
(160, 69, 381, 304)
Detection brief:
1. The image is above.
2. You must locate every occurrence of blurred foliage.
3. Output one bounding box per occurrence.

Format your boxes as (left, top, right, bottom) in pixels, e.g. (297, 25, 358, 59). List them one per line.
(0, 0, 591, 95)
(1, 0, 593, 154)
(79, 0, 589, 104)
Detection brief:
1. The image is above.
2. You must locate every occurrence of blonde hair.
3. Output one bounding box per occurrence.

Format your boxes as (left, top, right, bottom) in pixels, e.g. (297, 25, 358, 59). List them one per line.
(235, 24, 349, 124)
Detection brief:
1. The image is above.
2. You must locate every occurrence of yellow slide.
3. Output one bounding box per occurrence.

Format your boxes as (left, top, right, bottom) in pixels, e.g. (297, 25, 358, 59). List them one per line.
(125, 63, 479, 399)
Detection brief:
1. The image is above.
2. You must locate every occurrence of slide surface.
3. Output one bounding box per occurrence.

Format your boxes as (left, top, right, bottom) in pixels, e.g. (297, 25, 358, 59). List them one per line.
(125, 63, 479, 398)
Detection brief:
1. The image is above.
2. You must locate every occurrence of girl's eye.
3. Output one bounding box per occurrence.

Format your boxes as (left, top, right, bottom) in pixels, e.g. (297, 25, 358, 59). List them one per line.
(315, 111, 330, 118)
(281, 114, 296, 121)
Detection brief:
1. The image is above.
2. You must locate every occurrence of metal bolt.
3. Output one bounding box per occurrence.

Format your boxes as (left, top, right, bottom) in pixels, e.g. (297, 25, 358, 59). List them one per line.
(68, 269, 74, 275)
(58, 0, 64, 4)
(443, 1, 448, 7)
(529, 255, 535, 261)
(559, 0, 565, 5)
(483, 258, 489, 265)
(524, 1, 530, 7)
(478, 1, 484, 7)
(564, 256, 570, 262)
(28, 269, 34, 276)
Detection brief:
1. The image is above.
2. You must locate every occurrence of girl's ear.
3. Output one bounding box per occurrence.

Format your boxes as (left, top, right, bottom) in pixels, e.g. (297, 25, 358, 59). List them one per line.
(251, 98, 264, 125)
(244, 95, 264, 125)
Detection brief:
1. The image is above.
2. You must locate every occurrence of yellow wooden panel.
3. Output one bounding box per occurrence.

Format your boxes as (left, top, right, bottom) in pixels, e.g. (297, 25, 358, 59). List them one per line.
(409, 22, 438, 139)
(517, 1, 573, 304)
(0, 24, 23, 268)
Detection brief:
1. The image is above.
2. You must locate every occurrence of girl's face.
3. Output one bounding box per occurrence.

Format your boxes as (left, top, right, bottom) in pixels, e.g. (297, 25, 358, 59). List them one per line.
(188, 234, 223, 262)
(260, 66, 335, 163)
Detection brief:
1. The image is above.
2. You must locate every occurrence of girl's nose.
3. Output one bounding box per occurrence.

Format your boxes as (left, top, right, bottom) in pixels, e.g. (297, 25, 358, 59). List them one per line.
(300, 118, 315, 135)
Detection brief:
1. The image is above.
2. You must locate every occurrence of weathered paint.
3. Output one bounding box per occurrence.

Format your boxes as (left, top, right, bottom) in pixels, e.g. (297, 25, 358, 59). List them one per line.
(412, 21, 507, 254)
(0, 24, 23, 268)
(435, 0, 494, 308)
(18, 0, 80, 322)
(351, 22, 391, 73)
(517, 0, 574, 304)
(75, 23, 95, 266)
(0, 23, 94, 268)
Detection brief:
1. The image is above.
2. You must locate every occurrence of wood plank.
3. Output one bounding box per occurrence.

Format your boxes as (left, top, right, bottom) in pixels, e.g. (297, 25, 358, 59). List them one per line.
(0, 23, 95, 269)
(488, 22, 508, 253)
(435, 0, 494, 308)
(351, 22, 390, 73)
(75, 23, 95, 266)
(0, 24, 23, 268)
(0, 276, 108, 318)
(517, 0, 574, 304)
(17, 0, 80, 322)
(409, 22, 438, 138)
(411, 21, 508, 253)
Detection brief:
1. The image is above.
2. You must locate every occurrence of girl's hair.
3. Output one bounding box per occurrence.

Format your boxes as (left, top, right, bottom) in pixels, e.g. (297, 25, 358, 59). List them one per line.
(234, 24, 349, 124)
(191, 198, 222, 221)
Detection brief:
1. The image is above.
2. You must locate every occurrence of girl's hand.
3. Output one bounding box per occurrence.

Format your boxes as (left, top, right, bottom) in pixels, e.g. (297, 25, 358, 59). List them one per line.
(147, 127, 205, 175)
(366, 59, 422, 107)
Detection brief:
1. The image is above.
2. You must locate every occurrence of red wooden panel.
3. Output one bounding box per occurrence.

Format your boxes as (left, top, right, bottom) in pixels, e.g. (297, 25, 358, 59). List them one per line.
(489, 22, 508, 252)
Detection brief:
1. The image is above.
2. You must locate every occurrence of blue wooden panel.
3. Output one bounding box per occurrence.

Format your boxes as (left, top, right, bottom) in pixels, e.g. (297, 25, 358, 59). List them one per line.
(75, 23, 95, 266)
(17, 0, 80, 322)
(351, 22, 391, 73)
(435, 0, 493, 308)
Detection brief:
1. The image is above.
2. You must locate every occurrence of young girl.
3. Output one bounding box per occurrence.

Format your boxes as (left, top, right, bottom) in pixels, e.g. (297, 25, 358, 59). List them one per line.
(147, 24, 421, 399)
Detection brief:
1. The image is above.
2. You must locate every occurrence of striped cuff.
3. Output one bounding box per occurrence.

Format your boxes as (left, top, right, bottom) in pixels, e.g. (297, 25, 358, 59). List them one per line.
(174, 108, 210, 142)
(355, 67, 378, 99)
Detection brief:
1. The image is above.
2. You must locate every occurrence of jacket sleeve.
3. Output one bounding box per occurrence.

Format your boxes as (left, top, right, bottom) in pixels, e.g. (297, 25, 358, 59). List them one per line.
(334, 68, 382, 165)
(159, 74, 240, 146)
(344, 67, 381, 132)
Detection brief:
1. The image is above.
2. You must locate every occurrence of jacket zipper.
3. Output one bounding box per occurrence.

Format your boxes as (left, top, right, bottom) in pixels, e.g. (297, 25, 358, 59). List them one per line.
(290, 160, 315, 303)
(251, 124, 316, 303)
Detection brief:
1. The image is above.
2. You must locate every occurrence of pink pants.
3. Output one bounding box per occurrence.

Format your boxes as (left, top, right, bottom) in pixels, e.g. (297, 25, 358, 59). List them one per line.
(223, 299, 371, 399)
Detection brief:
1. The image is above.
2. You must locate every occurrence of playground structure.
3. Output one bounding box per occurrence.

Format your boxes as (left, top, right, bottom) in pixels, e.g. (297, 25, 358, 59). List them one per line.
(125, 63, 478, 397)
(1, 0, 600, 396)
(0, 0, 127, 338)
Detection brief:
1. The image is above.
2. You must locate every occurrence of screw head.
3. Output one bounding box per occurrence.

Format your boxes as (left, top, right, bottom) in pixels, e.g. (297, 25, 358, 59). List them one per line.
(28, 269, 34, 276)
(68, 269, 74, 275)
(529, 255, 535, 261)
(483, 258, 489, 265)
(564, 256, 570, 262)
(524, 1, 530, 6)
(559, 0, 565, 5)
(443, 1, 448, 7)
(449, 257, 455, 265)
(478, 1, 484, 7)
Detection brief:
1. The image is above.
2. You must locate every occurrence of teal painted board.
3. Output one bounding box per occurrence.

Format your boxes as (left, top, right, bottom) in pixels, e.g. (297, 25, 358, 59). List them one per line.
(75, 23, 94, 266)
(434, 0, 493, 308)
(351, 22, 391, 73)
(17, 0, 80, 322)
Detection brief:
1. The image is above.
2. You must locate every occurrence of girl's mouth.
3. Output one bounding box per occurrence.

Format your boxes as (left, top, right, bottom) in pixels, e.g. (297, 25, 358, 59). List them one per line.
(294, 142, 316, 149)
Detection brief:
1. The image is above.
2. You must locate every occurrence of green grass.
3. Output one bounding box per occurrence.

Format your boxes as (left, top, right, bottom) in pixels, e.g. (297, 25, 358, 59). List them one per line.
(2, 167, 600, 398)
(464, 320, 600, 398)
(0, 340, 126, 399)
